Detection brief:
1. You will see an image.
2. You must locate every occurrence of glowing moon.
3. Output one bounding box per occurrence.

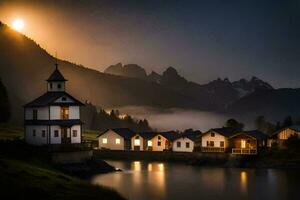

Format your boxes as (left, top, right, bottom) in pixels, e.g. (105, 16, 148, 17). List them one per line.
(12, 18, 25, 32)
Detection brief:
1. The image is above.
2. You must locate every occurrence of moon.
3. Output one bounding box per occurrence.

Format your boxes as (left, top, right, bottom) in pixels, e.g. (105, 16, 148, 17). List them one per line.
(12, 18, 25, 32)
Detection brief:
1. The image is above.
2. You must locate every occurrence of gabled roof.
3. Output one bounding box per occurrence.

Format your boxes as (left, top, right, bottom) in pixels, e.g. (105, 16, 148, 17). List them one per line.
(230, 130, 269, 140)
(204, 127, 237, 137)
(272, 125, 300, 136)
(138, 132, 158, 139)
(24, 92, 84, 107)
(47, 67, 67, 82)
(160, 131, 180, 140)
(97, 128, 136, 140)
(173, 132, 200, 142)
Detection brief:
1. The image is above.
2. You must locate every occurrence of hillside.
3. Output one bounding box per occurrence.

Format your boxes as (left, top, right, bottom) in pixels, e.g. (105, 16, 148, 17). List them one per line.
(0, 21, 201, 124)
(226, 88, 300, 120)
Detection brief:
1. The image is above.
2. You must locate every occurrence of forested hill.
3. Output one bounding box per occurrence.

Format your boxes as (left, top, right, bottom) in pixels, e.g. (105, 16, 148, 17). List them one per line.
(0, 78, 10, 122)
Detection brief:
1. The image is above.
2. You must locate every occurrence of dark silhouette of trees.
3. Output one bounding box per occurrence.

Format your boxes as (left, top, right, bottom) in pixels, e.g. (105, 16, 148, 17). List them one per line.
(81, 102, 152, 132)
(0, 79, 10, 122)
(282, 116, 293, 128)
(225, 118, 244, 131)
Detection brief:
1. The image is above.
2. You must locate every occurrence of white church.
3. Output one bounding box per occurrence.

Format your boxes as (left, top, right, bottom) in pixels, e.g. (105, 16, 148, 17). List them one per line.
(24, 64, 84, 146)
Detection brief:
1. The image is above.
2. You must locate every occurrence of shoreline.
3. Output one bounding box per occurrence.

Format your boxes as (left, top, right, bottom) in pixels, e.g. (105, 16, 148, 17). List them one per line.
(93, 149, 300, 169)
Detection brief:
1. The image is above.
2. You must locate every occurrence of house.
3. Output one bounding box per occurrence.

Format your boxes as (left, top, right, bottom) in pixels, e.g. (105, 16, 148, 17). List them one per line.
(24, 64, 84, 146)
(97, 128, 135, 150)
(131, 132, 157, 151)
(132, 131, 179, 151)
(172, 132, 199, 152)
(201, 128, 236, 153)
(152, 131, 178, 151)
(229, 130, 268, 155)
(270, 125, 300, 147)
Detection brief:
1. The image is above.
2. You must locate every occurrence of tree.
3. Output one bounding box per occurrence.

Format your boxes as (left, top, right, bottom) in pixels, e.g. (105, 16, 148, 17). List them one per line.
(282, 116, 293, 128)
(225, 118, 244, 131)
(255, 116, 266, 131)
(0, 79, 10, 122)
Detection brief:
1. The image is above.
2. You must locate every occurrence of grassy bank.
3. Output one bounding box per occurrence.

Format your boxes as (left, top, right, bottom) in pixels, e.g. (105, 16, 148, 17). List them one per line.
(0, 124, 126, 200)
(0, 158, 125, 200)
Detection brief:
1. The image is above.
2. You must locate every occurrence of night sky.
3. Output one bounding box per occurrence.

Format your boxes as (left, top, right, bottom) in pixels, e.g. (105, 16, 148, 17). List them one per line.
(0, 0, 300, 88)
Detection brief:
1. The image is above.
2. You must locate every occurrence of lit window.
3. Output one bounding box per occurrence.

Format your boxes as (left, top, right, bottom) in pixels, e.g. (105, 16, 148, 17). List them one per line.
(241, 140, 246, 148)
(61, 107, 69, 119)
(102, 138, 107, 144)
(116, 138, 120, 144)
(134, 139, 140, 146)
(147, 140, 152, 146)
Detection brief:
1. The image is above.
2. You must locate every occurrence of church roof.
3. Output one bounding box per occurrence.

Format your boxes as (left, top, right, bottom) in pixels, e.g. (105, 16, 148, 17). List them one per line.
(47, 67, 67, 82)
(24, 92, 84, 107)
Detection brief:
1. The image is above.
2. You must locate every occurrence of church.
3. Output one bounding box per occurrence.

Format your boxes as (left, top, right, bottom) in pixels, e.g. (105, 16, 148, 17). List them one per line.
(24, 64, 84, 146)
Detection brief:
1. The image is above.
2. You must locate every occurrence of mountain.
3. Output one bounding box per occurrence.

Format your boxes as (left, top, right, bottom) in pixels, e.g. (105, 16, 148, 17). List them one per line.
(226, 88, 300, 120)
(104, 63, 147, 79)
(104, 65, 275, 110)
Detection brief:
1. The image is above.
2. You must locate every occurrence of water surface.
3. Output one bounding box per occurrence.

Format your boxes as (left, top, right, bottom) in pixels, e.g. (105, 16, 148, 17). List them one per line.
(92, 160, 299, 200)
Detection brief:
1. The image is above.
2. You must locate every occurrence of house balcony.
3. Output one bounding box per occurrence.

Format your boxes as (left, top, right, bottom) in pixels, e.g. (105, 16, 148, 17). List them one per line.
(201, 147, 225, 153)
(231, 148, 257, 155)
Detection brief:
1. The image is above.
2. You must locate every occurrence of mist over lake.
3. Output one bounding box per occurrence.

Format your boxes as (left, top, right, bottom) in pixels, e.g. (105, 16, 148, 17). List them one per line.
(112, 106, 251, 132)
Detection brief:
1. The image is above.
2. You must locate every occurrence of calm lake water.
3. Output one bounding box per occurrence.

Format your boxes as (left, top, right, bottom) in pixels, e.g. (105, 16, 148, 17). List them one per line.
(92, 160, 300, 200)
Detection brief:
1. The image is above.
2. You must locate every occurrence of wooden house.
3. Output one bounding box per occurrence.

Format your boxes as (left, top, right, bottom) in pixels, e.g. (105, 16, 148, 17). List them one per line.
(270, 125, 300, 148)
(201, 128, 236, 153)
(172, 132, 199, 152)
(131, 132, 157, 151)
(97, 128, 135, 150)
(229, 130, 268, 155)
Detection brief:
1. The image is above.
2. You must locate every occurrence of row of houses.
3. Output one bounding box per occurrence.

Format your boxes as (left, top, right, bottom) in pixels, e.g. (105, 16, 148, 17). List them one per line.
(97, 126, 300, 154)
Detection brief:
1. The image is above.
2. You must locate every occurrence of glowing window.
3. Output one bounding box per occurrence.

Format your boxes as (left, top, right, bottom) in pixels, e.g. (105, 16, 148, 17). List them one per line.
(241, 140, 246, 148)
(134, 139, 140, 146)
(147, 140, 152, 146)
(116, 138, 120, 144)
(102, 138, 107, 144)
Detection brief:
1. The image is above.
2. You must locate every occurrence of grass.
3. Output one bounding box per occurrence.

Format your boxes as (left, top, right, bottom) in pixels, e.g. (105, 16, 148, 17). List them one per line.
(0, 158, 126, 200)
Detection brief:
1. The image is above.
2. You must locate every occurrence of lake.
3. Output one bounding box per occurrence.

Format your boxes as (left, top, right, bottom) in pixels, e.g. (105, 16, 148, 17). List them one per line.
(91, 160, 300, 200)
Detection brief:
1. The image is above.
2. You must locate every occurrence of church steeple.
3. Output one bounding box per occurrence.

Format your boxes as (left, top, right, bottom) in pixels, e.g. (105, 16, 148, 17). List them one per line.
(47, 62, 67, 92)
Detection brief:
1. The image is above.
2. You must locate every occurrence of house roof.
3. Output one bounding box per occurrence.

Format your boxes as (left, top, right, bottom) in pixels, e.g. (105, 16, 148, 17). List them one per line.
(272, 125, 300, 136)
(24, 92, 84, 107)
(138, 132, 158, 139)
(24, 119, 83, 126)
(230, 130, 269, 140)
(160, 131, 180, 140)
(47, 67, 67, 82)
(97, 128, 136, 140)
(173, 132, 200, 142)
(204, 127, 237, 137)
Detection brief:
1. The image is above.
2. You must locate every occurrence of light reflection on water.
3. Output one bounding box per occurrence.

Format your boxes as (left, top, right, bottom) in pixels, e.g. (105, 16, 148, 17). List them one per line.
(91, 160, 300, 200)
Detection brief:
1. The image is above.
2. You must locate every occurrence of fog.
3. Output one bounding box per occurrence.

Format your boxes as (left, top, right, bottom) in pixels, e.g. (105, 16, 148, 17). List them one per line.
(113, 106, 243, 132)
